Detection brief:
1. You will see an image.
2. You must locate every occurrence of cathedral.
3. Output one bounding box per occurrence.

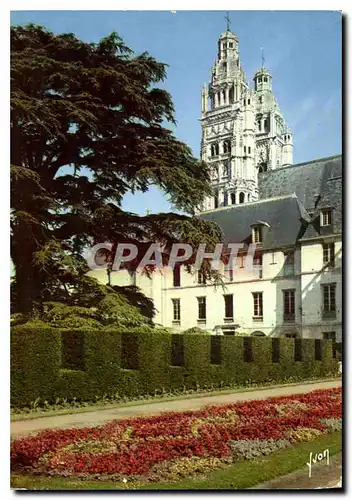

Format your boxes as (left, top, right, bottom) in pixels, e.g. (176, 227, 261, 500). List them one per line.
(200, 26, 293, 210)
(90, 24, 342, 341)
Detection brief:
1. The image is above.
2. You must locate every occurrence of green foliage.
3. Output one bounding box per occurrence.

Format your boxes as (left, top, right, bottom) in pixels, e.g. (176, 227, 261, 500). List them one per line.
(10, 283, 154, 329)
(182, 327, 211, 335)
(11, 328, 339, 407)
(11, 24, 223, 314)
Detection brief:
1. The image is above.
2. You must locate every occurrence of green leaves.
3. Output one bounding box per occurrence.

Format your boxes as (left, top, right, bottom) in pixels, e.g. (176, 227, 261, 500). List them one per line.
(11, 24, 221, 315)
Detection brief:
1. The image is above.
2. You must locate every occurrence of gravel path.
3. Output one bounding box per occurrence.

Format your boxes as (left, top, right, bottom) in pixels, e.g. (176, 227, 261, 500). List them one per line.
(11, 379, 341, 438)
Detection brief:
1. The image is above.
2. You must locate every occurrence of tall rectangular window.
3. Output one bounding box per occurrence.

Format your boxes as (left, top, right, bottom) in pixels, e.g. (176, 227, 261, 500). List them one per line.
(323, 331, 336, 341)
(323, 243, 335, 267)
(321, 209, 332, 227)
(224, 294, 234, 319)
(253, 292, 263, 319)
(172, 298, 180, 323)
(322, 284, 336, 317)
(197, 297, 206, 321)
(173, 265, 181, 287)
(284, 251, 295, 276)
(283, 290, 295, 321)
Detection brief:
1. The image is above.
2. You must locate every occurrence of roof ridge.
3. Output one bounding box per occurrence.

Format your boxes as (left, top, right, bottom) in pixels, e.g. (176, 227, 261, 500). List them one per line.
(259, 154, 342, 174)
(201, 193, 296, 214)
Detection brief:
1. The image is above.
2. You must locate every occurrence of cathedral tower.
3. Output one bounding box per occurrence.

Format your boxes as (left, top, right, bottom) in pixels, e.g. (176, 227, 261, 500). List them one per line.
(200, 22, 293, 211)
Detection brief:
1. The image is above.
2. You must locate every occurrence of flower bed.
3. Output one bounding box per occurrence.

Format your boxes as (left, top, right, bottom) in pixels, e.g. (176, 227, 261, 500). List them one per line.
(11, 388, 342, 482)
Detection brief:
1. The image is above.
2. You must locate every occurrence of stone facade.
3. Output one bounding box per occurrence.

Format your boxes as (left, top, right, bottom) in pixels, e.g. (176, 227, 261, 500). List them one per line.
(201, 29, 293, 211)
(87, 29, 341, 342)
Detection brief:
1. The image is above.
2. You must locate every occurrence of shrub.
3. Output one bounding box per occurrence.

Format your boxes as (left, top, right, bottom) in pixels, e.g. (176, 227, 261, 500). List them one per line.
(11, 327, 339, 407)
(182, 327, 211, 335)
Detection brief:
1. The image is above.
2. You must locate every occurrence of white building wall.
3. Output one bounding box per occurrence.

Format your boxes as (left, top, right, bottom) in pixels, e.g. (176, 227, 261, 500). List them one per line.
(300, 239, 342, 341)
(87, 240, 341, 341)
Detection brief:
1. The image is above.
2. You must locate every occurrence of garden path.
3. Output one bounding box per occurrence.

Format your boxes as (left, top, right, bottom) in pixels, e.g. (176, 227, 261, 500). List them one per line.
(11, 379, 341, 438)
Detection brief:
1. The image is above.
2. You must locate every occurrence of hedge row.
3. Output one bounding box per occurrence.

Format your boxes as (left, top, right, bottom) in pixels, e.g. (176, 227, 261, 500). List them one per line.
(10, 327, 340, 407)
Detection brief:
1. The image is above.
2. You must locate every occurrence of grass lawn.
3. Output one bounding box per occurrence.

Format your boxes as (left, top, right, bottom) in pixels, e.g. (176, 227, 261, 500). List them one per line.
(11, 431, 342, 490)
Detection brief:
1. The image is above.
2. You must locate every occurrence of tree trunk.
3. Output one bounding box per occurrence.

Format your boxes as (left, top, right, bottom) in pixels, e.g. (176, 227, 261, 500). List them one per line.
(11, 225, 45, 314)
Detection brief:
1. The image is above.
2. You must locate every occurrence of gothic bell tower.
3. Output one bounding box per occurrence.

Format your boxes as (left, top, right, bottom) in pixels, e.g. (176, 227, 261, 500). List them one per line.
(200, 16, 293, 212)
(200, 22, 257, 211)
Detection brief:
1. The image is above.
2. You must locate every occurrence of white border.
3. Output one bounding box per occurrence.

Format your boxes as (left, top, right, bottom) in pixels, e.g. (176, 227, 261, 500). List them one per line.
(3, 5, 349, 499)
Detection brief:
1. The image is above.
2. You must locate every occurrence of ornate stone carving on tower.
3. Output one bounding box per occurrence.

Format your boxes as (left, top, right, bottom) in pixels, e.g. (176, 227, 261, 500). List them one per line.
(200, 22, 293, 211)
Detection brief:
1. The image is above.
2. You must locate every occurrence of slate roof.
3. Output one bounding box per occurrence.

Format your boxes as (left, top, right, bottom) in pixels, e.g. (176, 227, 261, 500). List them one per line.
(258, 154, 342, 240)
(200, 194, 310, 250)
(200, 154, 342, 248)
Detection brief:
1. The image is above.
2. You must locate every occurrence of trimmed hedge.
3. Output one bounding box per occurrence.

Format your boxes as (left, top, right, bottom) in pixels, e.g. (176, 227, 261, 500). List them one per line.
(10, 328, 339, 407)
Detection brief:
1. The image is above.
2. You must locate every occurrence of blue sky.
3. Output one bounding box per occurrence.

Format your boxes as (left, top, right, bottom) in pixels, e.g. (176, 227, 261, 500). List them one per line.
(11, 10, 342, 215)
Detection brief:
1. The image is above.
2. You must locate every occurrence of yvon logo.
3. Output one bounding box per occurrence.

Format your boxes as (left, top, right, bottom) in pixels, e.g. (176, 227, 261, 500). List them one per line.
(306, 449, 329, 478)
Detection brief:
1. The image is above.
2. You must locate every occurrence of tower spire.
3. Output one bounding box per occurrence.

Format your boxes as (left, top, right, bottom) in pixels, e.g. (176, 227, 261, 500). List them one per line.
(225, 11, 231, 31)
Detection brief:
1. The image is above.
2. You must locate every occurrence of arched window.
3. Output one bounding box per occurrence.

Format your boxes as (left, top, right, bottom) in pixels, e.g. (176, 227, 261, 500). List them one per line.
(248, 193, 251, 202)
(264, 76, 268, 83)
(239, 192, 245, 204)
(230, 193, 236, 205)
(229, 85, 234, 103)
(223, 140, 231, 154)
(251, 331, 265, 337)
(211, 143, 219, 157)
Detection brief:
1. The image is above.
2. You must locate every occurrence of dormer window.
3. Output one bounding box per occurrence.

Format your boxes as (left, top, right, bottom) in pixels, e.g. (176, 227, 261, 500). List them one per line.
(251, 221, 270, 245)
(321, 209, 332, 227)
(252, 226, 262, 244)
